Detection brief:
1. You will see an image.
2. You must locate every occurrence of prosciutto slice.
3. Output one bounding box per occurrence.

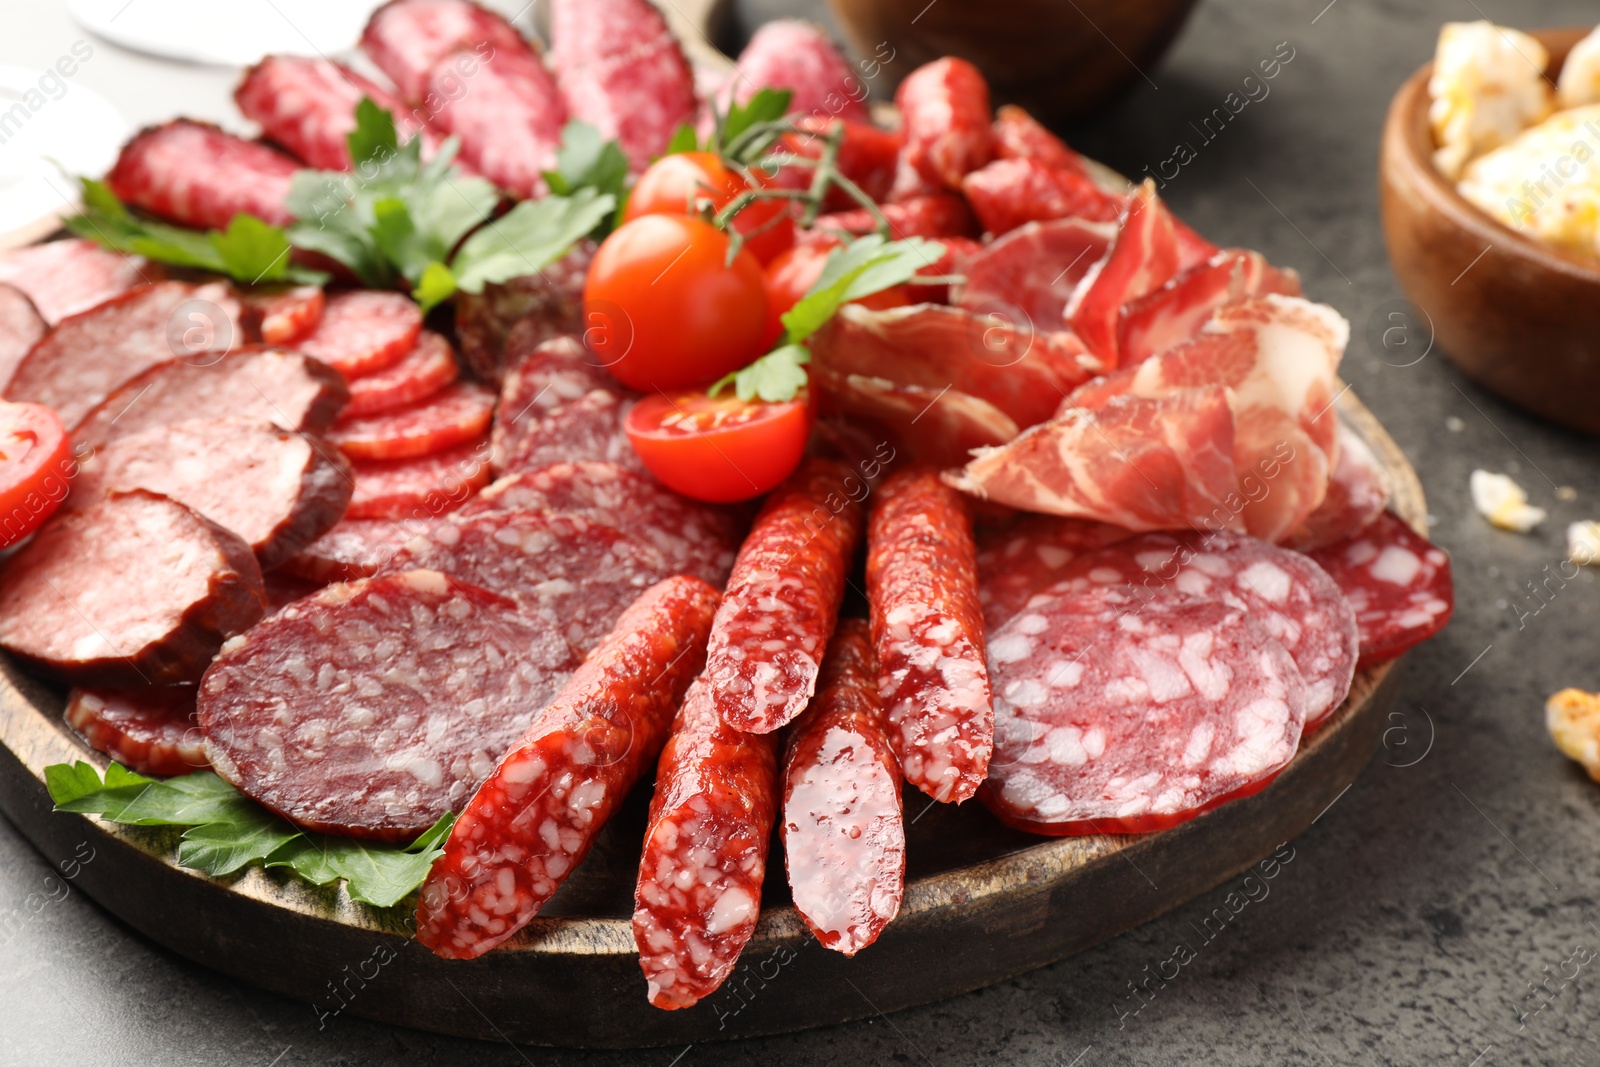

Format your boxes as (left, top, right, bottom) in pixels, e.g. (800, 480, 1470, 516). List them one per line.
(1070, 295, 1349, 542)
(1064, 180, 1181, 369)
(813, 366, 1018, 468)
(809, 303, 1096, 431)
(954, 218, 1114, 333)
(1118, 249, 1302, 368)
(1285, 422, 1392, 551)
(947, 386, 1242, 532)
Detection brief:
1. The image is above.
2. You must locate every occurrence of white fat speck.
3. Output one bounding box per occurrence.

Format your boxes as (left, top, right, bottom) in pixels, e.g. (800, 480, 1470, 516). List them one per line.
(1128, 647, 1192, 703)
(705, 887, 756, 935)
(1238, 561, 1293, 603)
(1045, 726, 1088, 766)
(1370, 546, 1422, 586)
(989, 632, 1035, 665)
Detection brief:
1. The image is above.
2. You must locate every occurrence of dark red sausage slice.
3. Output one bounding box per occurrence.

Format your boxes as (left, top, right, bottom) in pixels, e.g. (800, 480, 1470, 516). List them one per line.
(297, 290, 423, 380)
(65, 686, 208, 778)
(453, 242, 592, 385)
(239, 284, 325, 346)
(1307, 511, 1454, 669)
(489, 335, 641, 476)
(331, 381, 495, 461)
(974, 513, 1136, 631)
(74, 418, 353, 570)
(426, 46, 567, 199)
(0, 491, 264, 686)
(106, 120, 299, 228)
(342, 330, 458, 418)
(702, 456, 866, 734)
(346, 437, 491, 520)
(982, 585, 1307, 836)
(416, 575, 719, 959)
(782, 619, 905, 956)
(361, 0, 532, 103)
(72, 347, 349, 450)
(633, 675, 780, 1008)
(866, 468, 993, 804)
(199, 568, 580, 841)
(6, 281, 244, 428)
(281, 516, 439, 584)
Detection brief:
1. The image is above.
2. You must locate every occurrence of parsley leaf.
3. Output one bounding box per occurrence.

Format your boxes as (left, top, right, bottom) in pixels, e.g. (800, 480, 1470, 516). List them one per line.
(543, 121, 630, 236)
(46, 761, 452, 906)
(347, 97, 400, 169)
(709, 343, 811, 403)
(663, 123, 699, 156)
(412, 260, 458, 312)
(449, 187, 615, 294)
(65, 179, 326, 286)
(781, 235, 945, 344)
(716, 88, 793, 163)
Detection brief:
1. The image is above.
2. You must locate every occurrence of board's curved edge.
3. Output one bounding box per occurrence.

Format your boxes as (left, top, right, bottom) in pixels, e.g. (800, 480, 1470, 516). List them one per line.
(0, 388, 1421, 1047)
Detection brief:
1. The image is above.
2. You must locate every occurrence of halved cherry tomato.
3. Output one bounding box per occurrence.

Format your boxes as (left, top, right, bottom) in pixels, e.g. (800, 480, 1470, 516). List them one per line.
(0, 401, 73, 548)
(762, 238, 911, 343)
(624, 151, 795, 265)
(625, 390, 810, 503)
(584, 215, 769, 392)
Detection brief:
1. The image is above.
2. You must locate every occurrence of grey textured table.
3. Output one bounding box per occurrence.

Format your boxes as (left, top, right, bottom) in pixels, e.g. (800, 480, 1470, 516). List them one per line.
(4, 0, 1600, 1063)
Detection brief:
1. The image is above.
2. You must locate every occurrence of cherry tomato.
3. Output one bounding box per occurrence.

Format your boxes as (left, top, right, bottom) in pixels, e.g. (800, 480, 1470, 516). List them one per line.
(625, 390, 810, 503)
(624, 151, 795, 265)
(584, 215, 770, 392)
(0, 401, 72, 548)
(762, 239, 912, 343)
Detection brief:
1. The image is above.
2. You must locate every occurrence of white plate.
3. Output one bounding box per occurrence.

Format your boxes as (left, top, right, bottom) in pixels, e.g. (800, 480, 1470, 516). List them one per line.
(68, 0, 382, 68)
(0, 65, 129, 244)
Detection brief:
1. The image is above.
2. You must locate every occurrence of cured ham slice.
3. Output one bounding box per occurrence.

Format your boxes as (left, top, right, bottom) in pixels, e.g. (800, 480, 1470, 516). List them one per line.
(813, 368, 1018, 468)
(961, 157, 1123, 235)
(1118, 249, 1302, 368)
(948, 386, 1243, 532)
(991, 105, 1095, 180)
(809, 303, 1095, 431)
(1064, 180, 1181, 370)
(955, 218, 1114, 330)
(1285, 423, 1392, 552)
(1070, 295, 1348, 543)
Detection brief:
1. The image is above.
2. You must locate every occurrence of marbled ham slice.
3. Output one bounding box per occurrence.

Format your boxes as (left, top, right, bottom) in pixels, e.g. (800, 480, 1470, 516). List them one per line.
(809, 303, 1096, 431)
(1065, 180, 1181, 369)
(954, 218, 1114, 331)
(981, 585, 1308, 835)
(813, 368, 1018, 469)
(1117, 249, 1303, 368)
(1285, 423, 1392, 552)
(1071, 294, 1349, 543)
(948, 387, 1243, 533)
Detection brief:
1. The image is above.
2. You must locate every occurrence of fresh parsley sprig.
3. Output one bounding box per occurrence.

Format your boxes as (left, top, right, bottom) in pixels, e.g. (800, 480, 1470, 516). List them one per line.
(65, 179, 328, 286)
(46, 761, 452, 908)
(710, 234, 945, 403)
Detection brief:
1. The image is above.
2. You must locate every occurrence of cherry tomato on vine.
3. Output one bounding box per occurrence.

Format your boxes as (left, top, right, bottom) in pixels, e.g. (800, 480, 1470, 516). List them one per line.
(761, 239, 912, 343)
(625, 390, 811, 503)
(0, 400, 72, 548)
(624, 151, 795, 265)
(583, 215, 770, 392)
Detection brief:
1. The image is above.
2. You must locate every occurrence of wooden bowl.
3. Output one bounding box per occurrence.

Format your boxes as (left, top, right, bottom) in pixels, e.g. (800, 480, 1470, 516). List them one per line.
(825, 0, 1200, 126)
(1380, 27, 1600, 436)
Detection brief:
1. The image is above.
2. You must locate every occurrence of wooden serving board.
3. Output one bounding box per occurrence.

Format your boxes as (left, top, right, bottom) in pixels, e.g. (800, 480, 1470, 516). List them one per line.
(0, 390, 1419, 1048)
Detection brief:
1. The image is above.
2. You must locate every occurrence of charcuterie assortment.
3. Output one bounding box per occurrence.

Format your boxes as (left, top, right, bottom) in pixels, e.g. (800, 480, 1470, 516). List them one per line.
(0, 0, 1456, 1013)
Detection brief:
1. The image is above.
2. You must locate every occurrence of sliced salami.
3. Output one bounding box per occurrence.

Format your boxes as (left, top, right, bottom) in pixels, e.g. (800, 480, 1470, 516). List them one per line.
(890, 58, 995, 194)
(0, 491, 264, 686)
(65, 687, 208, 778)
(452, 242, 592, 385)
(0, 283, 46, 389)
(954, 218, 1114, 331)
(633, 676, 780, 1008)
(549, 0, 697, 170)
(6, 281, 244, 428)
(330, 381, 495, 461)
(703, 457, 865, 734)
(727, 20, 869, 123)
(490, 336, 640, 475)
(1047, 531, 1358, 727)
(106, 120, 299, 229)
(982, 585, 1308, 835)
(200, 569, 580, 841)
(375, 509, 691, 654)
(974, 513, 1136, 631)
(72, 347, 349, 450)
(297, 290, 423, 380)
(461, 461, 741, 583)
(343, 330, 458, 417)
(74, 418, 353, 570)
(0, 239, 150, 325)
(235, 55, 436, 171)
(239, 284, 325, 346)
(1307, 511, 1454, 669)
(347, 438, 491, 520)
(361, 0, 532, 103)
(782, 619, 905, 956)
(415, 575, 719, 959)
(426, 46, 567, 199)
(281, 516, 437, 583)
(1286, 424, 1392, 553)
(866, 468, 993, 804)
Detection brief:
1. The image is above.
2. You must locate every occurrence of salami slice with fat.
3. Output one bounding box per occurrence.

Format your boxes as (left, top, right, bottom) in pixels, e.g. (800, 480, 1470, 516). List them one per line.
(727, 20, 869, 123)
(239, 284, 325, 346)
(331, 381, 495, 461)
(0, 491, 265, 686)
(74, 418, 353, 570)
(107, 120, 299, 229)
(974, 513, 1136, 631)
(199, 569, 580, 841)
(361, 0, 532, 103)
(65, 687, 208, 778)
(452, 242, 592, 385)
(982, 585, 1308, 835)
(347, 438, 491, 520)
(342, 330, 458, 417)
(426, 46, 567, 199)
(1307, 511, 1454, 669)
(416, 576, 719, 958)
(297, 290, 423, 380)
(633, 676, 780, 1008)
(0, 239, 150, 325)
(72, 347, 349, 449)
(281, 516, 438, 583)
(490, 336, 641, 474)
(0, 283, 46, 389)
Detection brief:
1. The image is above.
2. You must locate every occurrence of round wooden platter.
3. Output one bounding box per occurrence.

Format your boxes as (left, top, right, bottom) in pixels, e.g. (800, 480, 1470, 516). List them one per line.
(0, 389, 1420, 1048)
